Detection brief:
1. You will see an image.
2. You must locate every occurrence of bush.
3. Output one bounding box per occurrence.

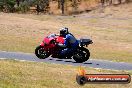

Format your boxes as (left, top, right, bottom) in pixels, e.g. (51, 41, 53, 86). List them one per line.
(0, 0, 16, 12)
(19, 1, 29, 13)
(7, 0, 16, 7)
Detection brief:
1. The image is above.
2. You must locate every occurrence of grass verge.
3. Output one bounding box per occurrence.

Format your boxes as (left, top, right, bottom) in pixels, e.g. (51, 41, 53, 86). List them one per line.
(0, 59, 132, 88)
(0, 13, 132, 62)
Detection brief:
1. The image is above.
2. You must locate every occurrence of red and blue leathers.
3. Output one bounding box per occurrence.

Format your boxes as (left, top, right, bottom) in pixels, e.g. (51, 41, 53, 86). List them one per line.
(59, 33, 79, 58)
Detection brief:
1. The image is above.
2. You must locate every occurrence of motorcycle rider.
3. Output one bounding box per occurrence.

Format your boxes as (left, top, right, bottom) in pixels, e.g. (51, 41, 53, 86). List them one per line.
(58, 27, 79, 58)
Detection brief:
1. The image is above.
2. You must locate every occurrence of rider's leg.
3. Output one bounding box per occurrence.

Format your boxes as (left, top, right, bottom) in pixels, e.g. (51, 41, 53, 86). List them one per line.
(59, 48, 76, 58)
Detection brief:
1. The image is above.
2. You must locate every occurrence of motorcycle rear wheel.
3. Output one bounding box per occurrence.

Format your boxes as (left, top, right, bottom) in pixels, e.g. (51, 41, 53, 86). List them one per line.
(35, 46, 50, 59)
(73, 47, 90, 63)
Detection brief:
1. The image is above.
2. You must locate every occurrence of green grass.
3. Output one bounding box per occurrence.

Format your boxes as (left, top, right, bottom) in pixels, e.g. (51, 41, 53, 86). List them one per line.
(0, 59, 132, 88)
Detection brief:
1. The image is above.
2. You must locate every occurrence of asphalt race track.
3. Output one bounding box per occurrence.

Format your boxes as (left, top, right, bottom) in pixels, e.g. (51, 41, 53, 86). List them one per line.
(0, 51, 132, 70)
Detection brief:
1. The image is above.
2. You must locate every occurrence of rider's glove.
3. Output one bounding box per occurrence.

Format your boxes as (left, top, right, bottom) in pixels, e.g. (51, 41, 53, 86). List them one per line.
(57, 43, 66, 48)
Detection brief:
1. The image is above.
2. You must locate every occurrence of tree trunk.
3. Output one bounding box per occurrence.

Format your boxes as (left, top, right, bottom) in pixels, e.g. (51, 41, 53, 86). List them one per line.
(58, 0, 61, 9)
(16, 0, 20, 7)
(101, 0, 105, 6)
(118, 0, 122, 4)
(61, 0, 65, 14)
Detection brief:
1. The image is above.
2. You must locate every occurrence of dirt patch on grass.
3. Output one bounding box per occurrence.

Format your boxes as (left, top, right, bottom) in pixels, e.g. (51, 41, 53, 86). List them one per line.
(0, 13, 61, 36)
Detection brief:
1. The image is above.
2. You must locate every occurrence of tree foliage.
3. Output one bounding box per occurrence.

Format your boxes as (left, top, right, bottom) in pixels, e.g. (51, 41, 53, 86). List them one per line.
(0, 0, 16, 12)
(0, 0, 132, 14)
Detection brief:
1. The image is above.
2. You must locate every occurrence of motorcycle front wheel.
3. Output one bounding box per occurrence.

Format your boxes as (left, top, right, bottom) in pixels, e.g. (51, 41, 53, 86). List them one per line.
(35, 46, 50, 59)
(73, 47, 90, 63)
